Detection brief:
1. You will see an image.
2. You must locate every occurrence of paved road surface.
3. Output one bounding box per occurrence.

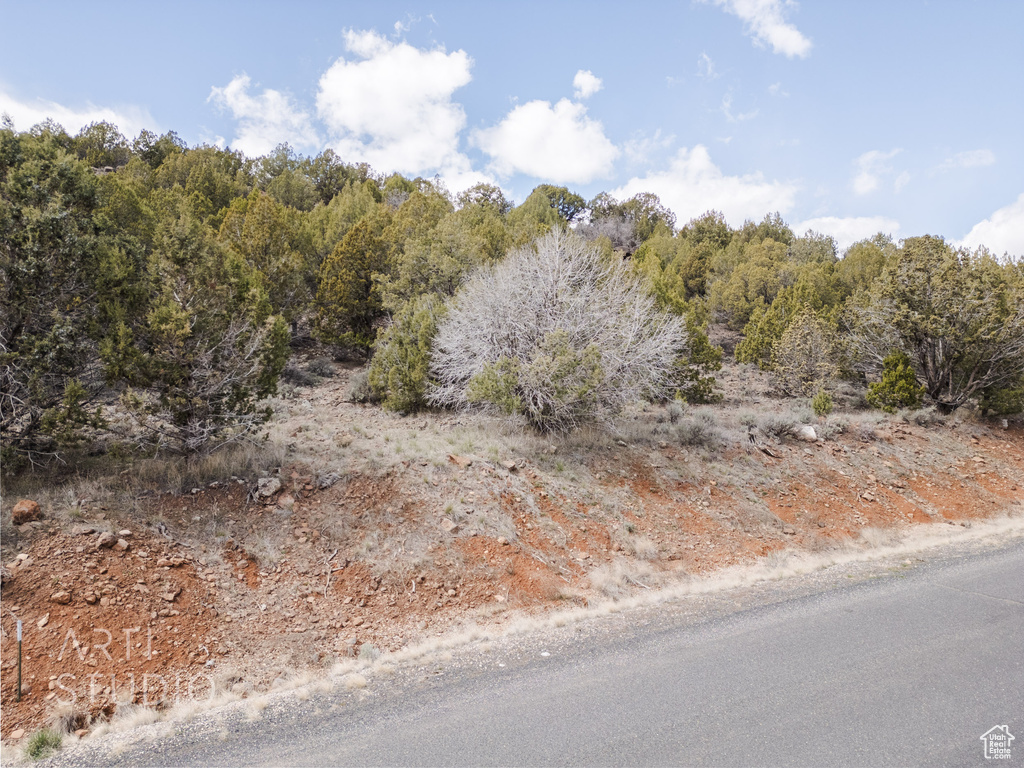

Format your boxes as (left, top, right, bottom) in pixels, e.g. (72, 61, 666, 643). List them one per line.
(50, 535, 1023, 767)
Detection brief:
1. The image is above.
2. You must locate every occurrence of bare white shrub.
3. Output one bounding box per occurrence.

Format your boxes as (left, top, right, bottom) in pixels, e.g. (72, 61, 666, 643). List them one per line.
(429, 229, 686, 432)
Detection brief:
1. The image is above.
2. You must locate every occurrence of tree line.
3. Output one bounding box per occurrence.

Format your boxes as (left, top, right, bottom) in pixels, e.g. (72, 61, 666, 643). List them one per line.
(2, 119, 1022, 468)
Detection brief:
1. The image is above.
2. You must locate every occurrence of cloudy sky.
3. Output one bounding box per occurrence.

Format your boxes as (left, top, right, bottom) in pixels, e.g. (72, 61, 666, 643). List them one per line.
(2, 0, 1022, 255)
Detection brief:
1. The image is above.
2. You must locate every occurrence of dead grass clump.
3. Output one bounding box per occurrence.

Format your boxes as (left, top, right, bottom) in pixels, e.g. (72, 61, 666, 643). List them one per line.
(129, 441, 286, 493)
(587, 559, 659, 598)
(904, 406, 946, 428)
(817, 415, 849, 440)
(610, 527, 659, 560)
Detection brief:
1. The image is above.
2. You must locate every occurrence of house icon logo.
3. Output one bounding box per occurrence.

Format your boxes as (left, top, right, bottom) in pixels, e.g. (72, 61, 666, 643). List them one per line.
(980, 725, 1014, 759)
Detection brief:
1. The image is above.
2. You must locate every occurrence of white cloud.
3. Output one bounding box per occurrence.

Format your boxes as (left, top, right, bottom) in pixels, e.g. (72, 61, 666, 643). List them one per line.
(0, 89, 154, 138)
(474, 98, 619, 184)
(938, 149, 996, 171)
(573, 70, 603, 99)
(623, 129, 675, 165)
(697, 53, 719, 79)
(721, 94, 758, 123)
(709, 0, 812, 58)
(611, 144, 797, 226)
(768, 81, 789, 97)
(794, 215, 901, 253)
(316, 30, 474, 177)
(208, 74, 319, 157)
(960, 193, 1024, 259)
(852, 148, 902, 195)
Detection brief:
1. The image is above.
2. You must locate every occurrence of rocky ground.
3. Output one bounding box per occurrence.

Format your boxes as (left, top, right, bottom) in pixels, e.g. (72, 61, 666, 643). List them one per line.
(2, 358, 1022, 746)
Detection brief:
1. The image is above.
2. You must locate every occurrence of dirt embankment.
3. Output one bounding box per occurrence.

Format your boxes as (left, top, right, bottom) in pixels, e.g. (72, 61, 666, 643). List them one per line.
(2, 369, 1022, 742)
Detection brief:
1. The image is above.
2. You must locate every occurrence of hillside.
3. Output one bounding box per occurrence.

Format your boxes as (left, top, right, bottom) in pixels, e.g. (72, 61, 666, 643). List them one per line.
(2, 356, 1022, 744)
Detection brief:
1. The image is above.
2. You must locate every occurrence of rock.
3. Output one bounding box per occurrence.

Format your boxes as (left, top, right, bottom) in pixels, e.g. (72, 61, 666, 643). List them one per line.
(114, 538, 130, 552)
(318, 472, 341, 489)
(782, 525, 797, 535)
(75, 728, 89, 739)
(0, 565, 11, 587)
(118, 529, 132, 537)
(10, 729, 25, 740)
(447, 589, 457, 597)
(12, 499, 42, 525)
(84, 592, 98, 604)
(502, 460, 517, 472)
(277, 493, 295, 510)
(497, 536, 509, 546)
(440, 518, 460, 534)
(50, 591, 72, 605)
(448, 454, 473, 468)
(160, 586, 182, 602)
(72, 525, 97, 536)
(96, 531, 117, 549)
(791, 425, 817, 442)
(256, 477, 281, 498)
(37, 613, 49, 628)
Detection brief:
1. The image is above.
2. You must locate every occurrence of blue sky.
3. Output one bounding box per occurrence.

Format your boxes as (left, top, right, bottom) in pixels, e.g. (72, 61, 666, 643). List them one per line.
(2, 0, 1022, 255)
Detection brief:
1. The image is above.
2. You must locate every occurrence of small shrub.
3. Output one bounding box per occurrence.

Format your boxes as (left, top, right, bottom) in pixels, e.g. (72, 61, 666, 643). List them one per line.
(346, 369, 378, 404)
(358, 642, 381, 662)
(369, 295, 446, 413)
(866, 350, 926, 413)
(812, 388, 833, 417)
(305, 357, 335, 378)
(673, 408, 723, 449)
(758, 412, 798, 439)
(817, 415, 849, 440)
(281, 361, 317, 387)
(666, 400, 685, 424)
(979, 385, 1024, 416)
(907, 406, 946, 428)
(25, 729, 62, 761)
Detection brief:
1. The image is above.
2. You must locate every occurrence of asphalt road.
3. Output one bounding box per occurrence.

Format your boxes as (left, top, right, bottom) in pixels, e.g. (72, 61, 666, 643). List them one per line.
(50, 534, 1023, 767)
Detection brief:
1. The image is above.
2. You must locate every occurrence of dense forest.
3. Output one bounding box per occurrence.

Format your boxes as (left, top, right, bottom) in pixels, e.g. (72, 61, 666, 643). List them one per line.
(2, 119, 1023, 471)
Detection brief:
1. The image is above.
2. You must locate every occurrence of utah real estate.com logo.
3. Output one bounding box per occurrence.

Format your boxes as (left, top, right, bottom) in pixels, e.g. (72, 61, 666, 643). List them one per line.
(980, 725, 1014, 760)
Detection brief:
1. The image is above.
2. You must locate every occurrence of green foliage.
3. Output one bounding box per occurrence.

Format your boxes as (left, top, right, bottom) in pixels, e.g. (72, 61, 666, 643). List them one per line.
(672, 310, 723, 404)
(533, 184, 587, 223)
(74, 121, 131, 168)
(369, 295, 446, 412)
(978, 385, 1024, 416)
(812, 388, 834, 417)
(1, 122, 140, 459)
(735, 299, 791, 369)
(219, 190, 309, 323)
(467, 331, 605, 433)
(506, 187, 565, 246)
(771, 307, 840, 397)
(315, 217, 391, 351)
(25, 728, 62, 761)
(851, 236, 1024, 411)
(116, 195, 289, 454)
(836, 234, 894, 294)
(866, 350, 926, 413)
(708, 237, 788, 329)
